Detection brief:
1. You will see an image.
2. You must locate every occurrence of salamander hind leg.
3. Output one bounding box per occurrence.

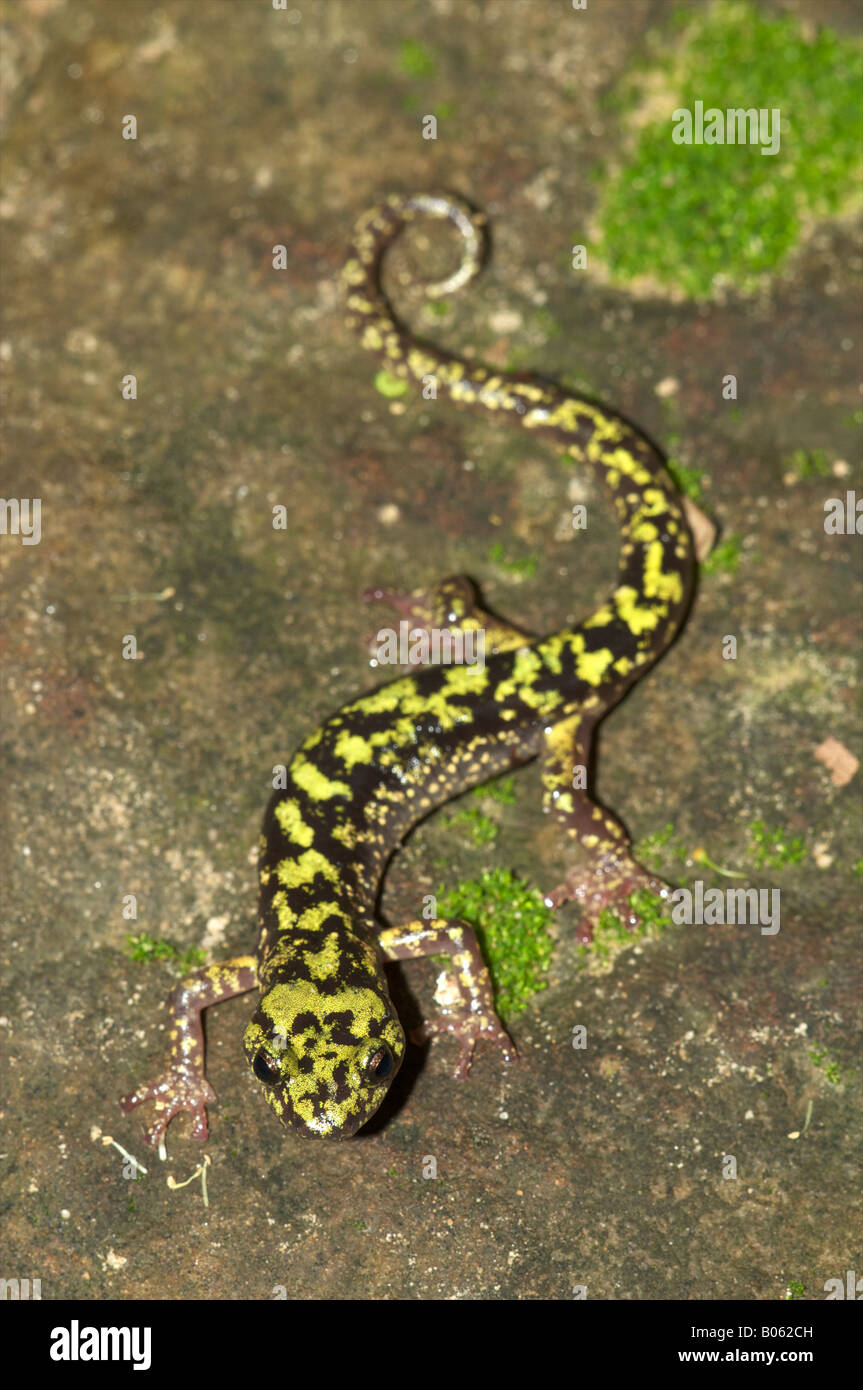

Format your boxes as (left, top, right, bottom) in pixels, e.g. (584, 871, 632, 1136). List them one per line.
(541, 713, 668, 944)
(364, 574, 532, 667)
(119, 957, 258, 1147)
(379, 919, 516, 1077)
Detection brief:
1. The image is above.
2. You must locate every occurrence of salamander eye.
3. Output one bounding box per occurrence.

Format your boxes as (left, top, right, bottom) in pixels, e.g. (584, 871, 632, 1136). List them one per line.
(363, 1045, 394, 1085)
(252, 1051, 280, 1085)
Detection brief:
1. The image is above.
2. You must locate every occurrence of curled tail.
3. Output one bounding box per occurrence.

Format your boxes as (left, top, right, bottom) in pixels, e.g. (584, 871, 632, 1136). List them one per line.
(342, 192, 695, 688)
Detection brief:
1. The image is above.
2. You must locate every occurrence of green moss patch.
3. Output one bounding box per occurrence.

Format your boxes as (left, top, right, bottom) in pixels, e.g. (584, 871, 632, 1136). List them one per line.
(438, 868, 554, 1019)
(595, 3, 863, 297)
(124, 932, 205, 976)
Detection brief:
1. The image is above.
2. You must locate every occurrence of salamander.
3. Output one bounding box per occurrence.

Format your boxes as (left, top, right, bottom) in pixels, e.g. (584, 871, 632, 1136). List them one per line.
(120, 192, 694, 1146)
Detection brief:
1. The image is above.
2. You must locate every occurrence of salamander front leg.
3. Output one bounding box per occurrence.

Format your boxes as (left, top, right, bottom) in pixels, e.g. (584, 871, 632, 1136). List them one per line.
(379, 919, 516, 1078)
(364, 574, 533, 666)
(119, 956, 258, 1147)
(541, 713, 668, 943)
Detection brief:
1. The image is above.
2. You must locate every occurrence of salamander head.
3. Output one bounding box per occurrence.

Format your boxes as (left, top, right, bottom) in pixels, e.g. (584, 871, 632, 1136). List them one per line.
(242, 975, 405, 1139)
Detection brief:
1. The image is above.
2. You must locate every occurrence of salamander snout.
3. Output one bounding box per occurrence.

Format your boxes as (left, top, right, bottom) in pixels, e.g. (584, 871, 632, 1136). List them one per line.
(242, 987, 405, 1138)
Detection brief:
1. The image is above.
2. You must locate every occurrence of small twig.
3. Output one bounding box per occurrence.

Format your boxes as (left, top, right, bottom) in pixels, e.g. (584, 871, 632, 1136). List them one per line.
(167, 1153, 211, 1207)
(111, 587, 176, 603)
(692, 848, 747, 879)
(101, 1134, 148, 1175)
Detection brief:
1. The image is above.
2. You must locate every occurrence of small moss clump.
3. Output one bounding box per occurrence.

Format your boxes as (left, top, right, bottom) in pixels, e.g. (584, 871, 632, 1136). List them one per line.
(748, 819, 806, 869)
(784, 448, 831, 480)
(124, 933, 205, 975)
(596, 4, 863, 297)
(438, 868, 554, 1019)
(809, 1047, 852, 1087)
(635, 821, 688, 871)
(443, 805, 499, 846)
(374, 369, 408, 398)
(664, 432, 706, 500)
(442, 776, 517, 844)
(701, 532, 742, 575)
(487, 541, 539, 579)
(399, 39, 436, 80)
(577, 888, 668, 970)
(472, 775, 516, 806)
